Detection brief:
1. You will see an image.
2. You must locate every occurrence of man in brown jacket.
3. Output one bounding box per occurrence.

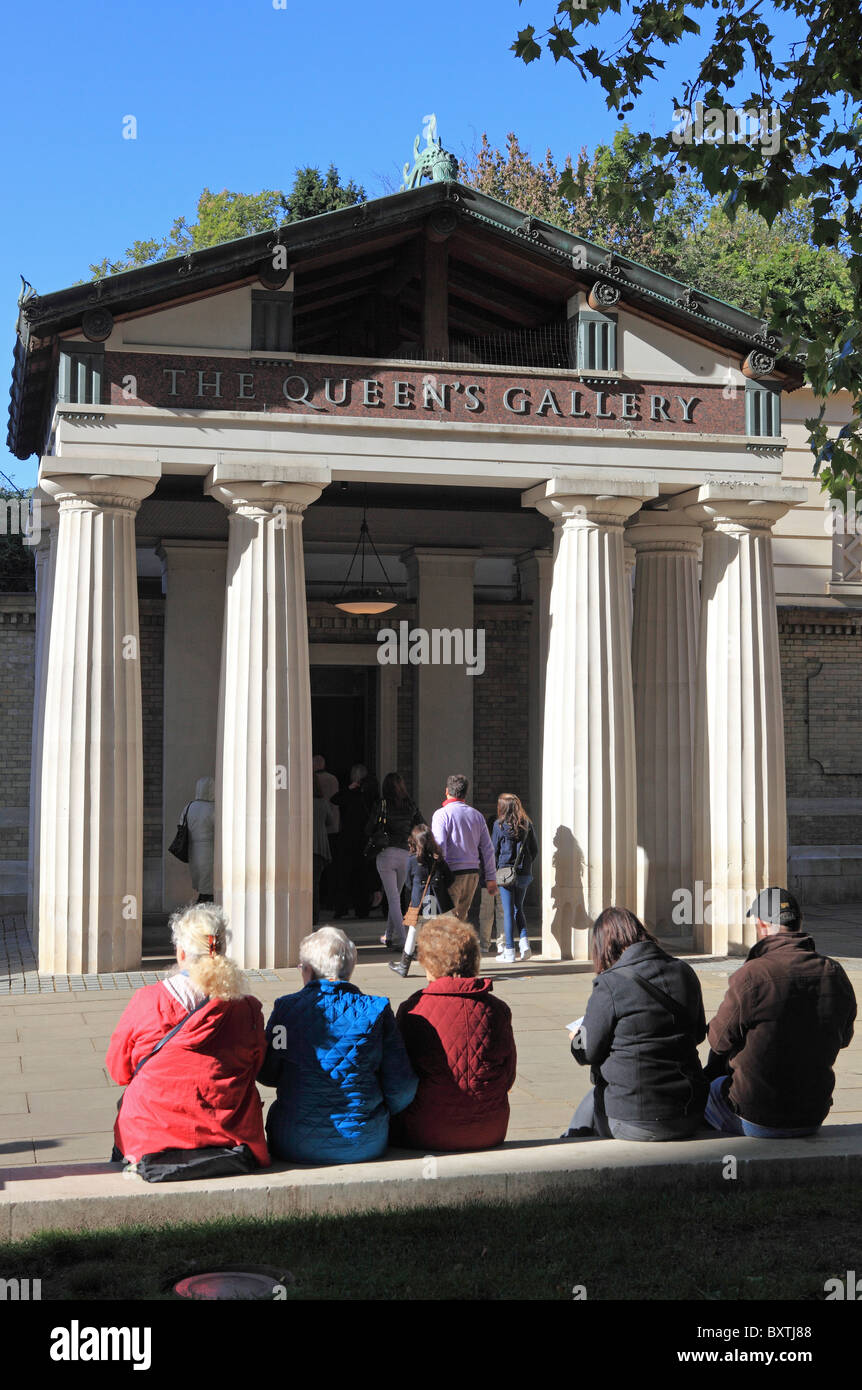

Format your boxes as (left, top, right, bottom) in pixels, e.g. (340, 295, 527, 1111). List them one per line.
(704, 888, 856, 1137)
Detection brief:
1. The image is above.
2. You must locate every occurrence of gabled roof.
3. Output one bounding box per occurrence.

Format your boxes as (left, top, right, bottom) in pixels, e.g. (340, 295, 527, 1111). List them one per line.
(7, 179, 802, 459)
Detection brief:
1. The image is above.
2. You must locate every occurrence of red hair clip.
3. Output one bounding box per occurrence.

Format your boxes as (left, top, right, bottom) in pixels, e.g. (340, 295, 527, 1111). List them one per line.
(207, 934, 216, 957)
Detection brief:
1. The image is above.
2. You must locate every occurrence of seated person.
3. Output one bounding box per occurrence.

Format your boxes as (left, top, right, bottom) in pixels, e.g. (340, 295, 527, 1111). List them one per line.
(705, 887, 857, 1137)
(390, 915, 517, 1151)
(566, 906, 707, 1141)
(106, 903, 269, 1173)
(258, 927, 417, 1163)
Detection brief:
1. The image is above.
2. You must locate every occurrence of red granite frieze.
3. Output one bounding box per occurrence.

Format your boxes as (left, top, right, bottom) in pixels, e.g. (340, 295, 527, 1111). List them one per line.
(106, 352, 747, 434)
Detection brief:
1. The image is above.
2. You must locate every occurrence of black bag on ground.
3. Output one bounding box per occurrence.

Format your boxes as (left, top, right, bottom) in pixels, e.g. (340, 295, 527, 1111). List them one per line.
(135, 1144, 257, 1183)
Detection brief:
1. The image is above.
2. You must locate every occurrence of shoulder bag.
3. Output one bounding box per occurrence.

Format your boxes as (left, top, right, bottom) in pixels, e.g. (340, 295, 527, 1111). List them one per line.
(168, 803, 191, 862)
(496, 828, 527, 889)
(403, 866, 433, 929)
(364, 798, 391, 858)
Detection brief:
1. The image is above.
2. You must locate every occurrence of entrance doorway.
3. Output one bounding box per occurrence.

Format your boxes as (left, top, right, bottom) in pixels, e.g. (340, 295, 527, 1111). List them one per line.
(310, 665, 378, 790)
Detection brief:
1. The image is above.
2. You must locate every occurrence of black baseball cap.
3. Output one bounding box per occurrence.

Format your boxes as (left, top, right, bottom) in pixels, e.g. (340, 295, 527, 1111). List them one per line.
(746, 887, 801, 930)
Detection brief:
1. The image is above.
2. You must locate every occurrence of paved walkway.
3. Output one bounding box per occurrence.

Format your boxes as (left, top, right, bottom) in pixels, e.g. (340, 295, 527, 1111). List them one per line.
(1, 905, 859, 1177)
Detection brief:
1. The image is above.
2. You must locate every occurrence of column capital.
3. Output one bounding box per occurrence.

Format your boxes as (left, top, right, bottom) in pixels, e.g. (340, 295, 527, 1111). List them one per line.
(39, 466, 158, 513)
(400, 547, 481, 578)
(205, 461, 328, 517)
(626, 508, 703, 556)
(668, 481, 806, 532)
(522, 476, 659, 527)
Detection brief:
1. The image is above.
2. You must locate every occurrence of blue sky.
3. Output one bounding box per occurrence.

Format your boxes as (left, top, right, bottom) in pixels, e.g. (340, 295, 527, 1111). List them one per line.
(1, 0, 804, 488)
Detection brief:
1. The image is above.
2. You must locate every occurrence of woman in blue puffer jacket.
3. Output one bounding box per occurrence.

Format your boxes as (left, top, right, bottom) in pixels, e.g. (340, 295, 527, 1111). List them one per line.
(258, 927, 417, 1164)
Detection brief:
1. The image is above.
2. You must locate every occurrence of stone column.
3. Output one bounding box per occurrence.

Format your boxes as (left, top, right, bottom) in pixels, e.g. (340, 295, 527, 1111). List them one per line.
(628, 510, 702, 938)
(678, 483, 805, 953)
(158, 541, 228, 912)
(401, 549, 479, 820)
(37, 465, 159, 973)
(523, 478, 658, 959)
(26, 494, 58, 953)
(624, 542, 636, 632)
(516, 550, 552, 897)
(206, 464, 328, 969)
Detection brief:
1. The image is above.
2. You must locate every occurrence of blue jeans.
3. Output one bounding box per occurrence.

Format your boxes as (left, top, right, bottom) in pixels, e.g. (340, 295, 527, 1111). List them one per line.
(499, 874, 532, 950)
(704, 1076, 819, 1138)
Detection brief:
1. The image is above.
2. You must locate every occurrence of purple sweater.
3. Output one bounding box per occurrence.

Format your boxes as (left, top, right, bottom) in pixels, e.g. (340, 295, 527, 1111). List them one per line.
(431, 801, 496, 881)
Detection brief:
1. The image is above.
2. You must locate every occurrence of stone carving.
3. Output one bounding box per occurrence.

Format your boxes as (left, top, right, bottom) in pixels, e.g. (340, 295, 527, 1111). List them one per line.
(401, 114, 459, 190)
(742, 348, 776, 378)
(588, 281, 621, 309)
(81, 307, 114, 342)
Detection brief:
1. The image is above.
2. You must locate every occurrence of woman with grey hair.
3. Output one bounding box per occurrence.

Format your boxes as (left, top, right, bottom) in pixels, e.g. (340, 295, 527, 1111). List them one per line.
(258, 926, 417, 1163)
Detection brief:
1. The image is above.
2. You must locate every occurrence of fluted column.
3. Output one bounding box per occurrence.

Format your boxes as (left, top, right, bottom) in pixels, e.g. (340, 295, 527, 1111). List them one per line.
(628, 510, 702, 938)
(624, 542, 636, 632)
(37, 467, 158, 973)
(683, 483, 804, 953)
(26, 495, 58, 954)
(523, 478, 658, 959)
(207, 465, 328, 968)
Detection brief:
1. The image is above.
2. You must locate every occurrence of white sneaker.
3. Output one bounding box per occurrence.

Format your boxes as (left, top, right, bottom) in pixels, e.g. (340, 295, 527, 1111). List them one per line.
(519, 939, 532, 961)
(498, 948, 516, 964)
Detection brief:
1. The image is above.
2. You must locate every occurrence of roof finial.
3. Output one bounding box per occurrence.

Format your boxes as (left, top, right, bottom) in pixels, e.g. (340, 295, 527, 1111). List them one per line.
(400, 114, 459, 190)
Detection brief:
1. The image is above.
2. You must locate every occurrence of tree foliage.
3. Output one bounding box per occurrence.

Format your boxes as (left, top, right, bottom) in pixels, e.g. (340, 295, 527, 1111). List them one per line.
(460, 130, 851, 341)
(512, 0, 862, 489)
(87, 166, 365, 279)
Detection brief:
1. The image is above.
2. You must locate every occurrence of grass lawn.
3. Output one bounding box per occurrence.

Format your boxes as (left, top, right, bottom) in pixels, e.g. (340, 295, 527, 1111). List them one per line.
(1, 1178, 859, 1300)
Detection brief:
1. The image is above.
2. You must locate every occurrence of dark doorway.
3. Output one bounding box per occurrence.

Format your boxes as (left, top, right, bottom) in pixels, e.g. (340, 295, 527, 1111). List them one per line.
(310, 664, 377, 791)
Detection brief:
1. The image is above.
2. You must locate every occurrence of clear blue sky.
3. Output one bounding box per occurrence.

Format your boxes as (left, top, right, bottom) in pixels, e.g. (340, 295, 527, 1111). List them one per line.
(0, 0, 803, 488)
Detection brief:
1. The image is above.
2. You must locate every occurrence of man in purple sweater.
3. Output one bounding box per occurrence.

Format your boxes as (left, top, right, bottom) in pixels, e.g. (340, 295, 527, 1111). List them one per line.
(431, 774, 498, 924)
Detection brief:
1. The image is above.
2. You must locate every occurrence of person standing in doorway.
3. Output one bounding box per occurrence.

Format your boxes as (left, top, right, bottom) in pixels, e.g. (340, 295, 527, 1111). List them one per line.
(365, 773, 424, 949)
(491, 793, 538, 964)
(187, 777, 216, 903)
(431, 774, 497, 925)
(312, 773, 338, 927)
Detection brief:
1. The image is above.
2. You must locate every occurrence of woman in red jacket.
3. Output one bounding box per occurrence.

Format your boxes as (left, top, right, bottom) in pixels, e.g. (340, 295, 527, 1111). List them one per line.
(106, 903, 269, 1174)
(390, 915, 517, 1151)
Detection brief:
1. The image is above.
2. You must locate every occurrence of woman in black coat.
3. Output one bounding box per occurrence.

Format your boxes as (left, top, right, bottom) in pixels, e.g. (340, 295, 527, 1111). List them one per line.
(564, 907, 707, 1141)
(390, 824, 454, 978)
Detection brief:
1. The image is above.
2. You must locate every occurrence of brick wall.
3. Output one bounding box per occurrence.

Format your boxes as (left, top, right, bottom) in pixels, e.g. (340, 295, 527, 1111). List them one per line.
(140, 600, 165, 861)
(0, 598, 35, 863)
(779, 605, 862, 845)
(472, 606, 532, 822)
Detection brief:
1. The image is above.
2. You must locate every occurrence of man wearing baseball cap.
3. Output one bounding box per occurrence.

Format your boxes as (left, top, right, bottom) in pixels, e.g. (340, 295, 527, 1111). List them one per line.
(704, 887, 856, 1137)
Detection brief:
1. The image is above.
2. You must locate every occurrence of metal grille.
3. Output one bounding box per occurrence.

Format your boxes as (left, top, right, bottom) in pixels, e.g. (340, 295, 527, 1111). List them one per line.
(400, 323, 575, 370)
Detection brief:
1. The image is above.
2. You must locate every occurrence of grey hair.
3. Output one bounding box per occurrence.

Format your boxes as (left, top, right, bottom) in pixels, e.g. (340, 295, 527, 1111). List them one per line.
(299, 926, 357, 981)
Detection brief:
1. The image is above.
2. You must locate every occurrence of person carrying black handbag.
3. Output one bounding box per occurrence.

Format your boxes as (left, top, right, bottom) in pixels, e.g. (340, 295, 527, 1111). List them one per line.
(365, 772, 424, 950)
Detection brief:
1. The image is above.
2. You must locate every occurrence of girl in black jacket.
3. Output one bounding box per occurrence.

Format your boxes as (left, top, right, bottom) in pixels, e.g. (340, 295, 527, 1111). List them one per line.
(390, 825, 454, 978)
(564, 907, 707, 1141)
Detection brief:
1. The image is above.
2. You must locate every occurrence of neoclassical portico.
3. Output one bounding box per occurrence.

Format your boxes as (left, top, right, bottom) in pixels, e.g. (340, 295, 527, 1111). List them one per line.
(12, 172, 811, 971)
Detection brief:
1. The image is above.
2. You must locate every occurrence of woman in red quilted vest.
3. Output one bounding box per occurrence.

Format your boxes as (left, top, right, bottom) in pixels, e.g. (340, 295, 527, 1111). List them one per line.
(390, 915, 517, 1151)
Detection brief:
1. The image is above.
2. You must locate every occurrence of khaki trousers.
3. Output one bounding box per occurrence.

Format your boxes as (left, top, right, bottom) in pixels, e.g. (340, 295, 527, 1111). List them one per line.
(449, 872, 479, 922)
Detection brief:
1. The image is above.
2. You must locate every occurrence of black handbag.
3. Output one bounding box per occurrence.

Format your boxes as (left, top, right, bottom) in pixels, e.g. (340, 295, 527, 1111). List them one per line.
(364, 799, 391, 858)
(168, 802, 191, 862)
(136, 1144, 257, 1183)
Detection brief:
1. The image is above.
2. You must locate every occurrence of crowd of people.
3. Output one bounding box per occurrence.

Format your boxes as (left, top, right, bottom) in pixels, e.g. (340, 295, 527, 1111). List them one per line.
(117, 771, 856, 1181)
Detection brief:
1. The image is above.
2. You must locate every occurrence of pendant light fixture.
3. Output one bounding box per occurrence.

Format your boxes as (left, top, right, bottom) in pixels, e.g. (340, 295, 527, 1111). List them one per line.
(332, 488, 398, 615)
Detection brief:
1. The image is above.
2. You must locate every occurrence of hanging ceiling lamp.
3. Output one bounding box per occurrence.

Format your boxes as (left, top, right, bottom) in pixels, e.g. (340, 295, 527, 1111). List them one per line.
(332, 491, 398, 615)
